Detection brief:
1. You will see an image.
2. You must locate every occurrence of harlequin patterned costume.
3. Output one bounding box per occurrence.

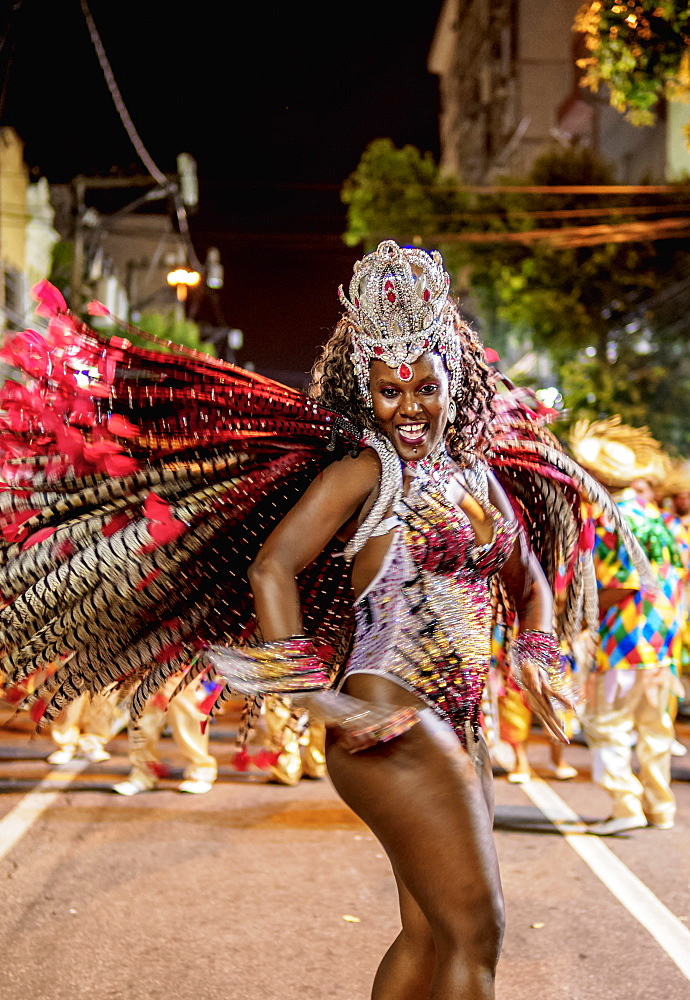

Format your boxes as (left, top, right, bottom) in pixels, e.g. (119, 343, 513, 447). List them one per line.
(582, 494, 683, 827)
(594, 497, 683, 672)
(0, 281, 653, 742)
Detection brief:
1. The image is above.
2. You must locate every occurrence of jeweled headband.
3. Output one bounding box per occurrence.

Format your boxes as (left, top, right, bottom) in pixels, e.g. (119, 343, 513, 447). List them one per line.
(338, 240, 462, 406)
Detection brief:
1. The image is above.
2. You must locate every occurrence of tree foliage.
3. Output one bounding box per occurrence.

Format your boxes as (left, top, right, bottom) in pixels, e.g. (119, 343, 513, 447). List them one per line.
(342, 139, 690, 449)
(575, 1, 690, 134)
(48, 240, 74, 300)
(341, 138, 466, 249)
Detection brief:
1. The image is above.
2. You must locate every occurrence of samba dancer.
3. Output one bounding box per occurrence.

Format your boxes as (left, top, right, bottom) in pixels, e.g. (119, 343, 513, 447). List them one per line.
(210, 241, 572, 999)
(0, 242, 651, 1000)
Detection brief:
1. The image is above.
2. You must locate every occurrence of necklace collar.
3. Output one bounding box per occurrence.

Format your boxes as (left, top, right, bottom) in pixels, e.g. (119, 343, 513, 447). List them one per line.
(404, 441, 455, 489)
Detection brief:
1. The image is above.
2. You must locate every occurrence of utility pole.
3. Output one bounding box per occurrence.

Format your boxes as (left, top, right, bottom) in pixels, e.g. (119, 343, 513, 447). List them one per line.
(69, 176, 86, 311)
(67, 172, 181, 312)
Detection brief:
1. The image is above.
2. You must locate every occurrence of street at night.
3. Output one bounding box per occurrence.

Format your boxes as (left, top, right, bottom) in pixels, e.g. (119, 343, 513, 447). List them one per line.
(1, 706, 688, 1000)
(3, 3, 690, 999)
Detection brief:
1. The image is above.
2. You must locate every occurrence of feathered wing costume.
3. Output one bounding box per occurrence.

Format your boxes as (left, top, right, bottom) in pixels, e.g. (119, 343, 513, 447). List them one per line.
(0, 283, 360, 729)
(486, 382, 655, 658)
(0, 282, 651, 733)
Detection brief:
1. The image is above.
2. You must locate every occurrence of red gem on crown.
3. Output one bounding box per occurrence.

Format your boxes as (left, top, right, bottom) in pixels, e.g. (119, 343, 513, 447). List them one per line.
(398, 362, 413, 381)
(387, 292, 396, 303)
(423, 289, 431, 301)
(373, 345, 384, 356)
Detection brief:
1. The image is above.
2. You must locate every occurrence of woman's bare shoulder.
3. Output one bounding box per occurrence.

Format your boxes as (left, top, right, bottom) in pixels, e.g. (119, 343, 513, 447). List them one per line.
(323, 447, 381, 490)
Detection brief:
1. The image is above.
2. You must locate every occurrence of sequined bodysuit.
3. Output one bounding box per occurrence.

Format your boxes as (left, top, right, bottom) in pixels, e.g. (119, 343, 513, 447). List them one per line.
(343, 470, 517, 745)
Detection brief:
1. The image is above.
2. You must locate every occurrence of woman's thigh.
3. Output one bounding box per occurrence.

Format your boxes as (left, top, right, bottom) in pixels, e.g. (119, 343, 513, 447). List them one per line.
(326, 707, 503, 939)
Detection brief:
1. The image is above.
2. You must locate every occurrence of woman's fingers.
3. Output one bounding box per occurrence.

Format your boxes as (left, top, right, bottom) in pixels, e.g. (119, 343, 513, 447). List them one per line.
(524, 691, 569, 744)
(548, 687, 578, 712)
(518, 660, 579, 733)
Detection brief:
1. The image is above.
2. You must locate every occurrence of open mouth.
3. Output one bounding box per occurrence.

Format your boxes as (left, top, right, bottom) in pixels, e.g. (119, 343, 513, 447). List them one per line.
(396, 422, 428, 445)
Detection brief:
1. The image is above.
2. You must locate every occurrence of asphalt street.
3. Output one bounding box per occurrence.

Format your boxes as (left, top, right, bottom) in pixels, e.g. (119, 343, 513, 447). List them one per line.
(0, 705, 688, 1000)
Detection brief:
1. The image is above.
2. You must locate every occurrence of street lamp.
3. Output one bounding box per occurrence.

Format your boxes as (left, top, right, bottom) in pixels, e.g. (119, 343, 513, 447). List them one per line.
(166, 267, 201, 302)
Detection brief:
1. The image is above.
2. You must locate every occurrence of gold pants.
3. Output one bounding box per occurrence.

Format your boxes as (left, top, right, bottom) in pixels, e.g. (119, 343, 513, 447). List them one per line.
(128, 675, 217, 788)
(263, 695, 326, 786)
(51, 690, 118, 756)
(582, 670, 676, 825)
(498, 686, 531, 745)
(498, 682, 580, 745)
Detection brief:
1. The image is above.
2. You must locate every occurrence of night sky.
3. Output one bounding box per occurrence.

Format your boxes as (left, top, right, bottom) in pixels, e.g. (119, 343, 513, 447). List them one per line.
(2, 0, 445, 377)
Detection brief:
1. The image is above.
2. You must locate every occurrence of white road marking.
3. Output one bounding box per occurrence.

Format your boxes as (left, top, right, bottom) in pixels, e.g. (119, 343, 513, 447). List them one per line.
(0, 760, 87, 861)
(519, 775, 690, 981)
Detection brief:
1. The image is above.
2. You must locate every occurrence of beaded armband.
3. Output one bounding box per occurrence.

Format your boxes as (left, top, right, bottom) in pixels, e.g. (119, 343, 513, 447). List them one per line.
(205, 636, 330, 697)
(469, 516, 519, 577)
(511, 630, 563, 690)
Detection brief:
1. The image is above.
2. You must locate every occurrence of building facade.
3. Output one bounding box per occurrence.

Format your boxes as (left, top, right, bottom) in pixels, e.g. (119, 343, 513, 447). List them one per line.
(429, 0, 581, 182)
(0, 128, 59, 332)
(429, 0, 690, 183)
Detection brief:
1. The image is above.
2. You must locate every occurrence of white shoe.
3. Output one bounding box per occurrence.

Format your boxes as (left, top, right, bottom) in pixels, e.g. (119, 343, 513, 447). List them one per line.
(112, 778, 155, 796)
(178, 779, 214, 794)
(550, 764, 578, 780)
(588, 815, 648, 836)
(507, 770, 531, 784)
(81, 746, 111, 764)
(671, 739, 687, 757)
(47, 747, 76, 765)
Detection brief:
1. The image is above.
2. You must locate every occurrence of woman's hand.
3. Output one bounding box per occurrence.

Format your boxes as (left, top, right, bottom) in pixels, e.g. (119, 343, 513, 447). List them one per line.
(516, 659, 577, 744)
(295, 690, 419, 752)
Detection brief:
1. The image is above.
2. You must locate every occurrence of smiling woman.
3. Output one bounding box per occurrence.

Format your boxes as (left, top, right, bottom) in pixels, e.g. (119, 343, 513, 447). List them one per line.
(0, 242, 652, 1000)
(370, 355, 449, 460)
(223, 241, 592, 998)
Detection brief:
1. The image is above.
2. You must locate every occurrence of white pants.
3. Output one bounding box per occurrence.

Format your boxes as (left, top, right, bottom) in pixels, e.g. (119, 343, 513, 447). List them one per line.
(127, 675, 217, 788)
(582, 669, 676, 825)
(263, 695, 326, 785)
(51, 690, 118, 756)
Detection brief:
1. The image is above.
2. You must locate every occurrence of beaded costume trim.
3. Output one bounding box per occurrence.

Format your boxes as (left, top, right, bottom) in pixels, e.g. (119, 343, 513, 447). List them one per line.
(343, 449, 517, 745)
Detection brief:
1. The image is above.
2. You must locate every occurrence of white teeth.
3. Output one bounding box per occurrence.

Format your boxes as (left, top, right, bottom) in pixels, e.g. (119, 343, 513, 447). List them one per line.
(399, 423, 426, 431)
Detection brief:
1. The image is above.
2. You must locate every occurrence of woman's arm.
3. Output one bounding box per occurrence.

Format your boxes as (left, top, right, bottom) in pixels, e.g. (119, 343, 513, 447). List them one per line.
(249, 448, 380, 640)
(488, 472, 553, 631)
(598, 586, 636, 615)
(242, 448, 420, 749)
(488, 472, 572, 743)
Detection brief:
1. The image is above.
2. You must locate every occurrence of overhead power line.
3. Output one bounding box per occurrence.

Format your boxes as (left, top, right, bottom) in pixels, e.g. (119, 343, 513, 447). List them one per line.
(79, 0, 166, 186)
(418, 216, 690, 248)
(457, 184, 690, 195)
(201, 179, 690, 195)
(78, 0, 201, 271)
(438, 203, 690, 222)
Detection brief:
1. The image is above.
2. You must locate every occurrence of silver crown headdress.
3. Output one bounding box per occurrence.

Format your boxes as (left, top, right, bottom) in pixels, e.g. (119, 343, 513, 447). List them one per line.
(338, 240, 461, 406)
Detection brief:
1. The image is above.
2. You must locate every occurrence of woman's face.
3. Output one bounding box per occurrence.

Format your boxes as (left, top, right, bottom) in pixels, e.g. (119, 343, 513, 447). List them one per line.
(369, 353, 451, 462)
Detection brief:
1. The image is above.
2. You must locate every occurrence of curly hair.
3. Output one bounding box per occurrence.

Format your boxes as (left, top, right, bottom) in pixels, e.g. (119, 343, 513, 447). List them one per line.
(309, 302, 495, 463)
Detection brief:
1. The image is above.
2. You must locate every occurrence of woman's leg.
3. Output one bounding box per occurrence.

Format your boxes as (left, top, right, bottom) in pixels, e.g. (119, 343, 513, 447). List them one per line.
(370, 868, 436, 1000)
(327, 706, 504, 1000)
